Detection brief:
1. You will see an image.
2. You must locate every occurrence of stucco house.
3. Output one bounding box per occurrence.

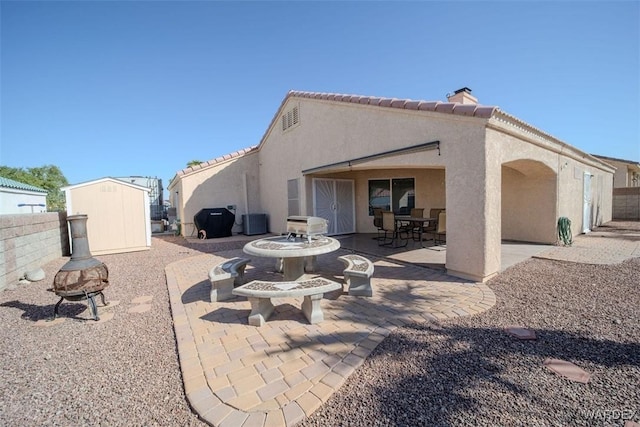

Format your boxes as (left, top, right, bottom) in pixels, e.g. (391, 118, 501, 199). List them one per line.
(168, 88, 614, 282)
(0, 176, 48, 214)
(592, 154, 640, 188)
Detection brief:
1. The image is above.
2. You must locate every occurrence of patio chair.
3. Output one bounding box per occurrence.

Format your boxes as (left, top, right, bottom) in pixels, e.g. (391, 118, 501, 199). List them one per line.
(378, 211, 408, 247)
(419, 208, 444, 241)
(401, 208, 424, 240)
(434, 211, 446, 245)
(373, 208, 384, 240)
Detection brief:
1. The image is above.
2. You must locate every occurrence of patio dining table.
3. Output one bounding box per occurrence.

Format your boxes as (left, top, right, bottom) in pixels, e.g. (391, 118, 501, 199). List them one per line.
(394, 215, 437, 248)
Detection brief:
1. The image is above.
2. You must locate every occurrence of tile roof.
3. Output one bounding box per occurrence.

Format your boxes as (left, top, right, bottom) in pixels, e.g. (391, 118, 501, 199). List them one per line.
(287, 90, 499, 118)
(176, 145, 259, 177)
(174, 89, 615, 181)
(591, 154, 640, 166)
(0, 176, 47, 193)
(251, 89, 502, 155)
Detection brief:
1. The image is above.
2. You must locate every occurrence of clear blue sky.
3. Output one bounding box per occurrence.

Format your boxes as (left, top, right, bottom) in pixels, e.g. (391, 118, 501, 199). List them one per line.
(1, 1, 639, 195)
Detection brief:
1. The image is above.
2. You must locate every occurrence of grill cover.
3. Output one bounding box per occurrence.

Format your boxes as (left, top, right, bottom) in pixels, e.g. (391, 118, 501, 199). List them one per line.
(194, 208, 235, 238)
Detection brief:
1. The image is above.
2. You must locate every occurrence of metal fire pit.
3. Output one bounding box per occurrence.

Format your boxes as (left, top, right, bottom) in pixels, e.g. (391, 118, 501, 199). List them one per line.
(52, 214, 110, 321)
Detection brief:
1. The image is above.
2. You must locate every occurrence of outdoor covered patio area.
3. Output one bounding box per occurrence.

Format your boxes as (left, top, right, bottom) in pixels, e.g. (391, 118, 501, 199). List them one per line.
(334, 233, 553, 273)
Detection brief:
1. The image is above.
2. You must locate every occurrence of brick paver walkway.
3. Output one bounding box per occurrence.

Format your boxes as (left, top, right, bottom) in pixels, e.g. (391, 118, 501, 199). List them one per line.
(534, 230, 640, 264)
(165, 248, 495, 427)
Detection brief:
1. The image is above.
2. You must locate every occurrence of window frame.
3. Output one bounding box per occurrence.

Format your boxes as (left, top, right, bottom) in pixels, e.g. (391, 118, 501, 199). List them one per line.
(368, 177, 415, 215)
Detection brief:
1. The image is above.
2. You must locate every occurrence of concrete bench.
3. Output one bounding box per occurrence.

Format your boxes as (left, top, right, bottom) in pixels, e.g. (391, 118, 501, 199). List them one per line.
(232, 277, 341, 326)
(338, 254, 374, 297)
(208, 257, 251, 302)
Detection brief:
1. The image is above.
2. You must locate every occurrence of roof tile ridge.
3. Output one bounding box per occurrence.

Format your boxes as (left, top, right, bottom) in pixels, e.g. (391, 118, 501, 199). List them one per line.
(178, 145, 258, 176)
(434, 102, 456, 114)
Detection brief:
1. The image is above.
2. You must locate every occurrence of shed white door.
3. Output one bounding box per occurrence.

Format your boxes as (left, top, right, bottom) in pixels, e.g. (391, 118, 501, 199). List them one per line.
(313, 178, 355, 235)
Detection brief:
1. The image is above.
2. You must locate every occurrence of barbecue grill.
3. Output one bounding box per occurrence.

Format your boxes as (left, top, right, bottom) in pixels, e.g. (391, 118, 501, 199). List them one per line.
(286, 216, 328, 242)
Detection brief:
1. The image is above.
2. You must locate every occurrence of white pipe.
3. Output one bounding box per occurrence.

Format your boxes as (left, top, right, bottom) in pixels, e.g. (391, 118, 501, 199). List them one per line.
(243, 172, 249, 215)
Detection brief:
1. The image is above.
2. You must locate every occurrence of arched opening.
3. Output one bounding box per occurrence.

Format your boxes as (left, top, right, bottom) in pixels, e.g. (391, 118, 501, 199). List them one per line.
(502, 159, 557, 243)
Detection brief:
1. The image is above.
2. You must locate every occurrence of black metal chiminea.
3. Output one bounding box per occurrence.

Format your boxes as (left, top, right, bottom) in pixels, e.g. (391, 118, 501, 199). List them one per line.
(52, 214, 110, 321)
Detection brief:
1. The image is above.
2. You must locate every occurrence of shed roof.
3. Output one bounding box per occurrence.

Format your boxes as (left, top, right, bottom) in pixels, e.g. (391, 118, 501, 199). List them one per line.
(0, 176, 47, 193)
(61, 177, 150, 192)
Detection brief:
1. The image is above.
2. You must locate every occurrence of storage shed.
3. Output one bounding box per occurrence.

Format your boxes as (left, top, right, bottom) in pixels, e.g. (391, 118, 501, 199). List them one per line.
(62, 177, 151, 255)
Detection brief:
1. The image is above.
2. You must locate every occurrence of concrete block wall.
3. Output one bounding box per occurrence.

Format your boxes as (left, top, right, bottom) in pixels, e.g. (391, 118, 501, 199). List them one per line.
(613, 187, 640, 220)
(0, 212, 69, 291)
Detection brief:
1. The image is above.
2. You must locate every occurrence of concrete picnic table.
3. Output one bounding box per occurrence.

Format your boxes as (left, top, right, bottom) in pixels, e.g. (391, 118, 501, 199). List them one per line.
(243, 235, 340, 281)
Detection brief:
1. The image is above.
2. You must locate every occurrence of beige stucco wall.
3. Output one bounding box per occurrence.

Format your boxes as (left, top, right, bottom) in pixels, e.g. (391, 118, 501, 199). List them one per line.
(501, 164, 556, 242)
(443, 122, 501, 281)
(258, 98, 484, 233)
(258, 97, 502, 281)
(65, 180, 150, 255)
(488, 122, 613, 241)
(169, 152, 260, 237)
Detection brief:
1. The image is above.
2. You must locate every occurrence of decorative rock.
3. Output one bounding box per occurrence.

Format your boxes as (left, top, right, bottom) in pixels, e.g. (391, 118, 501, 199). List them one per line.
(24, 268, 46, 282)
(17, 279, 31, 286)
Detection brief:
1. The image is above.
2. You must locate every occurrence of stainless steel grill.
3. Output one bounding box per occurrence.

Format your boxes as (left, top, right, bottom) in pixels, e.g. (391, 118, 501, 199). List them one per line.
(286, 216, 328, 242)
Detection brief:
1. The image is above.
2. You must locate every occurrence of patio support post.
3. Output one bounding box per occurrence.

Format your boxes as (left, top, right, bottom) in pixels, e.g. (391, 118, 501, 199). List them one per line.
(444, 133, 501, 282)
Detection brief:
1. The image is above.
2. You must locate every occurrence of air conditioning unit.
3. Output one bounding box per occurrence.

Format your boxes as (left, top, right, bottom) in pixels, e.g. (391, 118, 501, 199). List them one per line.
(242, 214, 268, 235)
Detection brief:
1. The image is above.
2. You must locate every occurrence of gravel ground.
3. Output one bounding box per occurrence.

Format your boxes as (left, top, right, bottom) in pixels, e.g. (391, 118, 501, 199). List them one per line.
(303, 223, 640, 427)
(0, 236, 233, 427)
(1, 223, 638, 426)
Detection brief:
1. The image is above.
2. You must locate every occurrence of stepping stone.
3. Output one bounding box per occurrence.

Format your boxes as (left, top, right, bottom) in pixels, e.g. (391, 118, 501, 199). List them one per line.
(128, 304, 152, 314)
(131, 295, 153, 304)
(543, 358, 591, 383)
(625, 422, 640, 427)
(504, 326, 537, 340)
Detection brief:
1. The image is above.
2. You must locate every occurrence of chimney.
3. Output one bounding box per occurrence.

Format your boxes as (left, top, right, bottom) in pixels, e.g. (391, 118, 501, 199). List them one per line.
(447, 87, 478, 105)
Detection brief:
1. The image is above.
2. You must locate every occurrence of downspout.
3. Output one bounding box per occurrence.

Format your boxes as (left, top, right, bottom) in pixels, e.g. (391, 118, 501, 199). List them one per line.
(243, 172, 249, 216)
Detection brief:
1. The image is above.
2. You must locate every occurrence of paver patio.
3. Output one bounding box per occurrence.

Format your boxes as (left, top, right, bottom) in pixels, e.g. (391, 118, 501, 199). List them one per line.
(165, 248, 495, 427)
(165, 225, 640, 427)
